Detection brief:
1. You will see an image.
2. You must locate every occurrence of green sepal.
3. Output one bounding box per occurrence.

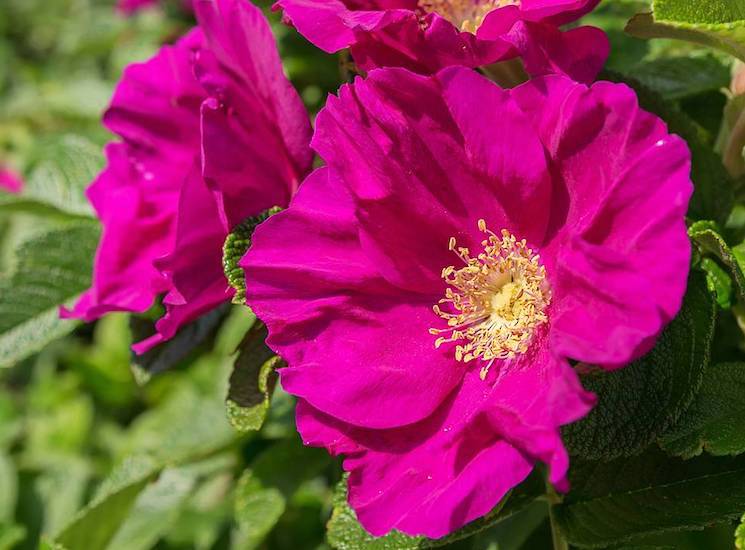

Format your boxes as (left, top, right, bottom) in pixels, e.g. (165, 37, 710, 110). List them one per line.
(222, 206, 283, 305)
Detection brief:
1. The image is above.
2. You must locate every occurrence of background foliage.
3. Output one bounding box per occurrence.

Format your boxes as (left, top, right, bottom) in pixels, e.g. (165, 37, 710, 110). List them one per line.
(2, 0, 745, 548)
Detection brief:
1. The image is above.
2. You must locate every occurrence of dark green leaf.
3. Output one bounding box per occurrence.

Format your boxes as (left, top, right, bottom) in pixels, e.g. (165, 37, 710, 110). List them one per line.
(0, 221, 99, 367)
(601, 70, 735, 226)
(562, 272, 715, 459)
(129, 303, 230, 381)
(556, 450, 745, 547)
(660, 362, 745, 457)
(469, 500, 547, 550)
(226, 322, 278, 433)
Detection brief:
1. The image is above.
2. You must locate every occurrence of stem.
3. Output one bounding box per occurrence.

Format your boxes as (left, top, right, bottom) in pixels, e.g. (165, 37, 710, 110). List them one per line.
(545, 482, 569, 550)
(548, 502, 569, 550)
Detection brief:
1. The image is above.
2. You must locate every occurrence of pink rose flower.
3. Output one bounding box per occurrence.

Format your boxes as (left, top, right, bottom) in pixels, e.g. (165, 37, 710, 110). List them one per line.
(0, 167, 23, 194)
(275, 0, 607, 81)
(243, 67, 693, 537)
(62, 0, 313, 352)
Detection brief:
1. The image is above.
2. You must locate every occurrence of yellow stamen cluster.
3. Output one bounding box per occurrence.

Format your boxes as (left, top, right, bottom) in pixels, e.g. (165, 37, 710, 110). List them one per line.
(418, 0, 519, 33)
(430, 220, 550, 380)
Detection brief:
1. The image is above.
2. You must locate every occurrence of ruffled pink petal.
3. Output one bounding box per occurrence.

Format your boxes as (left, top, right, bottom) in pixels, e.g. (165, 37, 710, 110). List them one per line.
(437, 66, 551, 243)
(276, 0, 378, 53)
(549, 136, 692, 368)
(194, 0, 313, 229)
(296, 336, 593, 537)
(63, 32, 204, 323)
(133, 168, 229, 353)
(67, 4, 312, 354)
(244, 167, 463, 429)
(296, 398, 364, 456)
(312, 68, 548, 293)
(511, 76, 669, 236)
(277, 0, 602, 75)
(518, 0, 600, 25)
(103, 30, 204, 153)
(61, 144, 177, 321)
(500, 21, 609, 85)
(350, 13, 512, 73)
(510, 76, 692, 368)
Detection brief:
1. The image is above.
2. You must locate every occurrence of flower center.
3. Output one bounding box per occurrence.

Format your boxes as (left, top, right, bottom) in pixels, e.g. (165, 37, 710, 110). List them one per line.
(430, 220, 551, 380)
(417, 0, 519, 33)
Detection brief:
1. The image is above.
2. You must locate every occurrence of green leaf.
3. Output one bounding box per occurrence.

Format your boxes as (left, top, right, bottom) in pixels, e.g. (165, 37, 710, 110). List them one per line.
(0, 135, 100, 219)
(327, 471, 545, 549)
(105, 467, 198, 550)
(471, 500, 547, 550)
(630, 55, 730, 100)
(700, 257, 733, 308)
(161, 469, 233, 550)
(555, 450, 745, 548)
(600, 71, 735, 226)
(689, 220, 745, 303)
(0, 221, 99, 367)
(232, 470, 286, 550)
(120, 365, 237, 464)
(34, 458, 91, 537)
(655, 0, 745, 24)
(233, 438, 330, 549)
(626, 2, 745, 61)
(53, 455, 160, 550)
(736, 512, 745, 549)
(226, 322, 278, 433)
(562, 272, 715, 459)
(129, 303, 230, 381)
(660, 362, 745, 458)
(223, 206, 282, 305)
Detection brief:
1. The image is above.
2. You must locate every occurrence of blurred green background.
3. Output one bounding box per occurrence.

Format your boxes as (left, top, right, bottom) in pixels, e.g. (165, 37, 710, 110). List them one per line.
(0, 0, 740, 548)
